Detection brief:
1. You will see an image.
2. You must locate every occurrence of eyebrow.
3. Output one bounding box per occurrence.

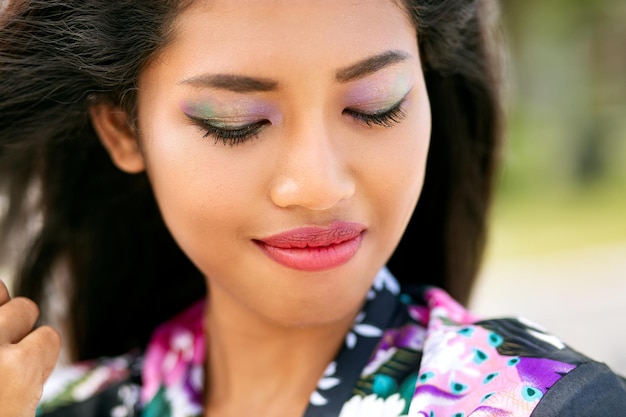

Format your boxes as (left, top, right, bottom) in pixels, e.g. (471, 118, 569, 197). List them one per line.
(180, 50, 411, 92)
(180, 74, 278, 93)
(335, 50, 411, 83)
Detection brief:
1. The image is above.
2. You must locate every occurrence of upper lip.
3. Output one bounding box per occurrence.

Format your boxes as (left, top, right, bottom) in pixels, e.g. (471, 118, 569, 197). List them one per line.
(256, 221, 366, 249)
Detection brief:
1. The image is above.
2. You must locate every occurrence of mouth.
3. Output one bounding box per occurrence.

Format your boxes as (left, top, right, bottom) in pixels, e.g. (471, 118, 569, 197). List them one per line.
(254, 221, 366, 272)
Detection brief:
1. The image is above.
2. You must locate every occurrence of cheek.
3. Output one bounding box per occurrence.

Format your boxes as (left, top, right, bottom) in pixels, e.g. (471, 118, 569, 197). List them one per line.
(371, 102, 430, 198)
(134, 69, 253, 242)
(394, 94, 431, 204)
(362, 97, 431, 248)
(138, 120, 267, 265)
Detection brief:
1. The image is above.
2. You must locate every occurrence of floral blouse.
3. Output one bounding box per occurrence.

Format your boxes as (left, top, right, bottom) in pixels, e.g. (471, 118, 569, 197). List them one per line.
(37, 269, 626, 416)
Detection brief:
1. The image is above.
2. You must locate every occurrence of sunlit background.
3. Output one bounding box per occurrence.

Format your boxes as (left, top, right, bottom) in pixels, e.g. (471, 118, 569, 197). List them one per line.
(470, 0, 626, 375)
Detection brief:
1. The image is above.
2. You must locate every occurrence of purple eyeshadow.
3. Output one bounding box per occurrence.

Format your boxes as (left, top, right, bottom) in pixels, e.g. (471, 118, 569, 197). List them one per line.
(180, 99, 279, 122)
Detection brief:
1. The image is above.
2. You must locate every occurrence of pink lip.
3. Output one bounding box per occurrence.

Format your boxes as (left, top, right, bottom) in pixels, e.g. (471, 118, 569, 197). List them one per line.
(254, 222, 366, 271)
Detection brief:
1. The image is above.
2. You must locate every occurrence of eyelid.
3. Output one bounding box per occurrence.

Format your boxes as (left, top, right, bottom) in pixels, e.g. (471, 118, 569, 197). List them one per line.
(345, 88, 412, 114)
(184, 112, 265, 127)
(345, 101, 406, 128)
(342, 91, 410, 129)
(184, 113, 269, 146)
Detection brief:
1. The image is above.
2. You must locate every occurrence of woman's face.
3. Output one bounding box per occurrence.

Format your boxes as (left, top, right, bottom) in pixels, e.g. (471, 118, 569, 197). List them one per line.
(134, 0, 431, 326)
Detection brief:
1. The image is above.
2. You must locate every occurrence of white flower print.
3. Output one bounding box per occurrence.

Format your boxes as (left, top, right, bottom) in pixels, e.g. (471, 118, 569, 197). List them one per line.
(373, 268, 400, 296)
(527, 329, 566, 350)
(310, 361, 341, 406)
(41, 365, 89, 403)
(110, 384, 140, 417)
(164, 381, 203, 417)
(518, 316, 566, 349)
(420, 331, 479, 382)
(111, 406, 129, 417)
(338, 393, 406, 417)
(346, 312, 384, 349)
(73, 367, 117, 401)
(162, 329, 195, 373)
(362, 347, 398, 377)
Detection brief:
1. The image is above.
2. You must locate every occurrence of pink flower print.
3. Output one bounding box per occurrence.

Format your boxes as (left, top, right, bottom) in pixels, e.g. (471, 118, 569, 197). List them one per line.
(407, 304, 430, 326)
(141, 299, 206, 404)
(410, 322, 572, 417)
(424, 288, 479, 325)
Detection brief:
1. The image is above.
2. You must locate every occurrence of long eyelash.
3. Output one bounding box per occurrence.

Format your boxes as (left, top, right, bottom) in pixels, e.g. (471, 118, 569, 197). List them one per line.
(189, 116, 268, 146)
(202, 122, 266, 146)
(345, 99, 407, 128)
(189, 98, 406, 145)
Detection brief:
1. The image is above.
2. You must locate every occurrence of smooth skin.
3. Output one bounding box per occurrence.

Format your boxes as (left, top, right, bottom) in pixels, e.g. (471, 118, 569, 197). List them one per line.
(0, 281, 61, 417)
(4, 1, 430, 416)
(91, 1, 431, 416)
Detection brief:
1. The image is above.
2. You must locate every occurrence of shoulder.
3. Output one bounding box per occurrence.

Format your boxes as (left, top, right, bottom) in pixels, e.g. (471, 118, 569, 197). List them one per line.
(400, 288, 626, 417)
(476, 317, 626, 416)
(532, 360, 626, 416)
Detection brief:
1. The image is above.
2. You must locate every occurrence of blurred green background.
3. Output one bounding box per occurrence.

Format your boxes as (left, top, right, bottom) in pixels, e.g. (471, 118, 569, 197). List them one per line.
(471, 0, 626, 375)
(492, 0, 626, 258)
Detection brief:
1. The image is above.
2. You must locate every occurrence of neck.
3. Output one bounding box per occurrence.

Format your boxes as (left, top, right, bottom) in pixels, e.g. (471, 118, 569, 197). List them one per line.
(203, 286, 356, 417)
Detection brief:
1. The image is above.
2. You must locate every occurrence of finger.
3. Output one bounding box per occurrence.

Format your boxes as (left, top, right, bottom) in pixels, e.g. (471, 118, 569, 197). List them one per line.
(0, 326, 61, 417)
(0, 297, 40, 344)
(0, 279, 10, 306)
(20, 325, 62, 383)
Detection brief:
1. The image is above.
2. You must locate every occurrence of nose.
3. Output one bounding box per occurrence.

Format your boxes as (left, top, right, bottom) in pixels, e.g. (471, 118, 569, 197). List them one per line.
(270, 121, 355, 211)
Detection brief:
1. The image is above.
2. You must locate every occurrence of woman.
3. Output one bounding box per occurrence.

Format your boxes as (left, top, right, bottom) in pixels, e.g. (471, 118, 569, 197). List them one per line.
(0, 0, 624, 416)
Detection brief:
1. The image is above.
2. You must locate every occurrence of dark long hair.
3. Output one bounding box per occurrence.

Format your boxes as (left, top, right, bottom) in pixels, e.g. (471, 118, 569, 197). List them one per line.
(0, 0, 502, 360)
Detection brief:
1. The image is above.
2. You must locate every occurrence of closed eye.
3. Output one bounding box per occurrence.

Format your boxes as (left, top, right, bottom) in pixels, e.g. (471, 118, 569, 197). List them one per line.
(187, 115, 270, 146)
(343, 95, 408, 128)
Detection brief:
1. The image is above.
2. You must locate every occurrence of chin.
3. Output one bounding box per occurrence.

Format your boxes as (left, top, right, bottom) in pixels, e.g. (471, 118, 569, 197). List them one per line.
(259, 290, 367, 330)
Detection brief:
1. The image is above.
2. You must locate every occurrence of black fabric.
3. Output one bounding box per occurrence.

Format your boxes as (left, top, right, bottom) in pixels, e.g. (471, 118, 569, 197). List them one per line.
(531, 361, 626, 417)
(478, 318, 590, 365)
(303, 280, 402, 417)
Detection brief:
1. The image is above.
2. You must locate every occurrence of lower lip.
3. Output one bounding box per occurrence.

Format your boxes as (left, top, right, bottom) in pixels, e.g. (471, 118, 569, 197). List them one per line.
(255, 232, 364, 272)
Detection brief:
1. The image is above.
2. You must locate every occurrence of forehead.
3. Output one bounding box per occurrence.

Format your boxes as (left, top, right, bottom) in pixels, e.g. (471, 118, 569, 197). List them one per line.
(162, 0, 417, 73)
(181, 0, 410, 27)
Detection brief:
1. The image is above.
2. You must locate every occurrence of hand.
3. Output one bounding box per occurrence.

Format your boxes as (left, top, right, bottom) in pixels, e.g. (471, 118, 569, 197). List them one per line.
(0, 281, 61, 417)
